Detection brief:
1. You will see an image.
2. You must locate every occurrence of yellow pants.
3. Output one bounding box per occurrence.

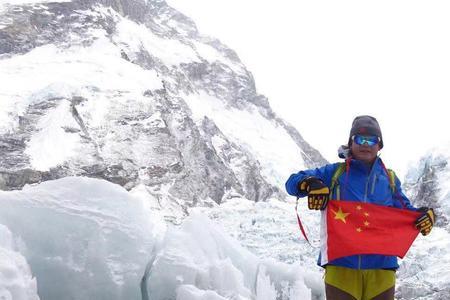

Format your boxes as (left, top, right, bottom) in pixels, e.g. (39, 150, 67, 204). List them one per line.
(325, 265, 395, 300)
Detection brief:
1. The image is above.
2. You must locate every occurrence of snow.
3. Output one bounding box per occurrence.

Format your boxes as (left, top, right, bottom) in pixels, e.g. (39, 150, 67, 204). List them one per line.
(0, 0, 71, 14)
(24, 100, 81, 171)
(0, 33, 163, 170)
(193, 41, 245, 75)
(114, 16, 201, 66)
(0, 0, 69, 28)
(398, 227, 450, 299)
(0, 0, 70, 3)
(183, 91, 305, 188)
(0, 225, 39, 300)
(176, 285, 228, 300)
(0, 35, 162, 134)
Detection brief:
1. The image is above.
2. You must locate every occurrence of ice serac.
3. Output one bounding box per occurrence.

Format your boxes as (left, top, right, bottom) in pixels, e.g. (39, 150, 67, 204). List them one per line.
(0, 177, 161, 300)
(403, 143, 450, 228)
(0, 0, 326, 212)
(0, 224, 39, 300)
(397, 143, 450, 300)
(144, 212, 316, 300)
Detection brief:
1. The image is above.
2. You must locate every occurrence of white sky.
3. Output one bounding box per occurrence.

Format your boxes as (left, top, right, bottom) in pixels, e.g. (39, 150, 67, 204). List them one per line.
(167, 0, 450, 178)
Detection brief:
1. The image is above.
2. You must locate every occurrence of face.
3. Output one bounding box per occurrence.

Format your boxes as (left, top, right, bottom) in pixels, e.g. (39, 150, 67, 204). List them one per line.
(350, 137, 380, 164)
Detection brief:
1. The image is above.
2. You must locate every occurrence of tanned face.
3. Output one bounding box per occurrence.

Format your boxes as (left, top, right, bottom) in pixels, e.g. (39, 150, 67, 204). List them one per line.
(350, 142, 380, 164)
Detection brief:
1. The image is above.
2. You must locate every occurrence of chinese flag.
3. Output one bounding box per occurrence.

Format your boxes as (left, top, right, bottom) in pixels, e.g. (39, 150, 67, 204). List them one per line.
(321, 200, 421, 264)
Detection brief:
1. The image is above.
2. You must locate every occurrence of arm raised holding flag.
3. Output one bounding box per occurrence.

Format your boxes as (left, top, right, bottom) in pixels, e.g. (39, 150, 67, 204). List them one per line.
(285, 115, 435, 300)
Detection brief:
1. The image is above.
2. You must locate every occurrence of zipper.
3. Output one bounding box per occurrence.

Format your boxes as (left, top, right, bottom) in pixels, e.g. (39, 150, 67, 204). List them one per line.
(363, 180, 369, 202)
(370, 174, 377, 195)
(359, 168, 368, 269)
(364, 162, 377, 201)
(361, 164, 376, 269)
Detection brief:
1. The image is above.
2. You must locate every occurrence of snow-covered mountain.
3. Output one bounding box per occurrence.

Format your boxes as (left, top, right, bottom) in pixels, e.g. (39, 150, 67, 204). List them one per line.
(0, 0, 325, 213)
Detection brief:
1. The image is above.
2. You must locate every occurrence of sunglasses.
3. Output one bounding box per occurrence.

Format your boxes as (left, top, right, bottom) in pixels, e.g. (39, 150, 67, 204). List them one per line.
(352, 135, 380, 147)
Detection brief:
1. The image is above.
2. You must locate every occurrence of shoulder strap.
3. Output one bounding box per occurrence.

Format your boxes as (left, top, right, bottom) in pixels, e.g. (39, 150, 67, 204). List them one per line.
(330, 163, 346, 199)
(386, 169, 397, 194)
(384, 166, 407, 209)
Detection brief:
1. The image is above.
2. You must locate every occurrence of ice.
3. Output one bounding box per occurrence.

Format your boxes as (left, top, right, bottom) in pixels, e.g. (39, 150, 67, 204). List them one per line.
(0, 224, 39, 300)
(0, 178, 316, 299)
(176, 285, 229, 300)
(147, 213, 256, 299)
(405, 142, 450, 229)
(0, 177, 161, 299)
(146, 212, 315, 299)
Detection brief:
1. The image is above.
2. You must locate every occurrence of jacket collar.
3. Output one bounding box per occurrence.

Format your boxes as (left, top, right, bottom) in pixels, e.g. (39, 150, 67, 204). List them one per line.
(349, 156, 383, 174)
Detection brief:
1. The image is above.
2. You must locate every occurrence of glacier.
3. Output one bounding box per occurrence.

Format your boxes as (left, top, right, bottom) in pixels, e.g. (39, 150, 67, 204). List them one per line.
(0, 177, 318, 299)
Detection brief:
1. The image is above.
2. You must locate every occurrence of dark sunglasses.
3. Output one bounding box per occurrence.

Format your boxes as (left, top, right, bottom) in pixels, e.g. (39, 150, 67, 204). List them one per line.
(352, 135, 380, 147)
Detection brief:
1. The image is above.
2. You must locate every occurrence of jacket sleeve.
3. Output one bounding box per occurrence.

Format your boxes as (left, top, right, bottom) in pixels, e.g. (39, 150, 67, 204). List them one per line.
(285, 163, 340, 198)
(392, 176, 417, 210)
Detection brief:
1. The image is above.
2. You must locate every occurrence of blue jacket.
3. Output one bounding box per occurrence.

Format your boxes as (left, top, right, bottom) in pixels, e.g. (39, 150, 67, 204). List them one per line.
(285, 157, 416, 269)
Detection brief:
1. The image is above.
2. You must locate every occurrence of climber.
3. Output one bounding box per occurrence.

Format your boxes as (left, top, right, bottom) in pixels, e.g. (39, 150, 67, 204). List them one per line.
(285, 115, 435, 300)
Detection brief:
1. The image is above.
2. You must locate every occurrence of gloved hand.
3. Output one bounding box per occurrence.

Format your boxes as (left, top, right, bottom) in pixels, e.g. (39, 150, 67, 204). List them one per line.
(298, 176, 330, 210)
(415, 207, 435, 236)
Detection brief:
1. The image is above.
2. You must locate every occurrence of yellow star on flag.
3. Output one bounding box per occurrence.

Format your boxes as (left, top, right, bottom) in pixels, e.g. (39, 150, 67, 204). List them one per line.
(356, 227, 362, 232)
(356, 205, 362, 210)
(364, 212, 370, 217)
(364, 221, 370, 227)
(332, 207, 350, 224)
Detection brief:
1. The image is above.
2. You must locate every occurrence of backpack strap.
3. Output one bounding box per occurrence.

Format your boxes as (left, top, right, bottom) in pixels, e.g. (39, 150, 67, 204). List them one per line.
(331, 161, 403, 207)
(380, 161, 407, 209)
(330, 163, 346, 200)
(386, 169, 397, 194)
(386, 168, 408, 208)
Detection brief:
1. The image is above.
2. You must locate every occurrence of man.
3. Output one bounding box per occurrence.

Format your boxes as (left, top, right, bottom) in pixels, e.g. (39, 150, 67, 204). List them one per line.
(285, 115, 435, 300)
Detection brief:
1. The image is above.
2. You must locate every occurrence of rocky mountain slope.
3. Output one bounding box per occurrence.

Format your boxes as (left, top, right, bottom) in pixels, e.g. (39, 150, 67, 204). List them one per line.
(0, 0, 325, 221)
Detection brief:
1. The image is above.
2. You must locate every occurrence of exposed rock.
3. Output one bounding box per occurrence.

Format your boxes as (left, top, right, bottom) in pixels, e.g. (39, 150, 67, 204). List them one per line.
(0, 0, 325, 210)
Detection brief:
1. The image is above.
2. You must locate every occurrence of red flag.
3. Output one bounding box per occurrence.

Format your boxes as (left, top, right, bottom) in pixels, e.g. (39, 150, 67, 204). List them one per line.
(320, 200, 421, 265)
